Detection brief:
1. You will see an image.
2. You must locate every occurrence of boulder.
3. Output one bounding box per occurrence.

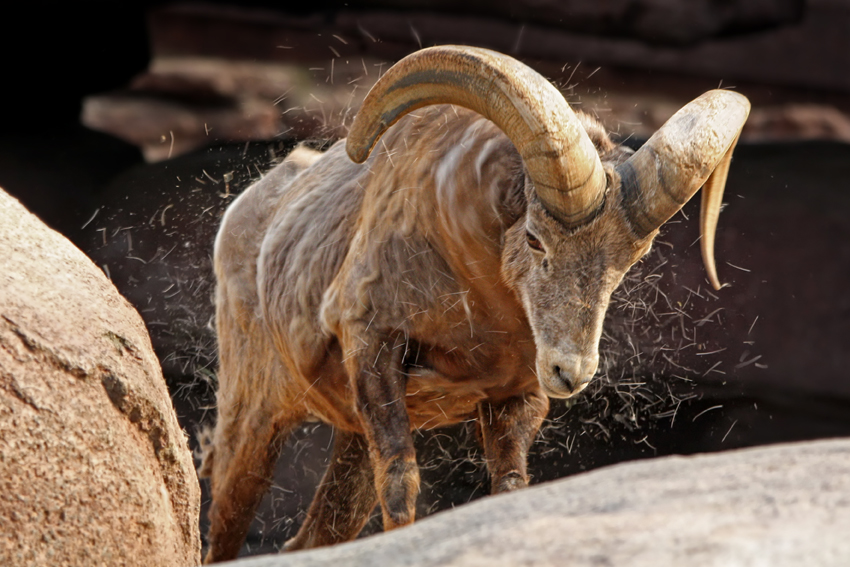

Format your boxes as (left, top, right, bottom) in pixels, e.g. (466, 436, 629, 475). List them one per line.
(226, 438, 850, 567)
(0, 188, 200, 565)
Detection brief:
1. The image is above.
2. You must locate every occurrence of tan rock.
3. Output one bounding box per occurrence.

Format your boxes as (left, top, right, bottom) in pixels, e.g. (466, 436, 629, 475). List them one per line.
(0, 188, 201, 566)
(229, 439, 850, 567)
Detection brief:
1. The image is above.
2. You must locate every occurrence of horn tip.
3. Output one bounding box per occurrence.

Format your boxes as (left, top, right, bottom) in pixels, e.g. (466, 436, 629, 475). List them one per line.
(709, 276, 724, 292)
(706, 89, 752, 116)
(346, 138, 369, 164)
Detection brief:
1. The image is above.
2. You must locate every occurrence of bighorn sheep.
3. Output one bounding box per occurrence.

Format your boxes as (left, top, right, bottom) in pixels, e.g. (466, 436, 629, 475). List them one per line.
(201, 46, 750, 562)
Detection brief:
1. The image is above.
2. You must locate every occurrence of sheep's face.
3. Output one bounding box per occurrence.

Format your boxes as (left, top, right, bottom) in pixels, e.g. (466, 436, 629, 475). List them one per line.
(501, 181, 655, 399)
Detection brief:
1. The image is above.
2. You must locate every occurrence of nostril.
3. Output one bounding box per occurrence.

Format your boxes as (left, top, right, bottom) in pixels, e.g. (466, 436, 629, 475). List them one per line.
(552, 365, 574, 392)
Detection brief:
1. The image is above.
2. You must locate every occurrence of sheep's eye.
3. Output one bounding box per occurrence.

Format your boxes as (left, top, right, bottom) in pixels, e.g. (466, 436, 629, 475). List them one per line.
(526, 231, 544, 252)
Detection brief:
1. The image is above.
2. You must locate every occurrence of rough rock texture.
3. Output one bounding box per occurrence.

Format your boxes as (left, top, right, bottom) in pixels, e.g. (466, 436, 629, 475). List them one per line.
(226, 438, 850, 567)
(0, 188, 201, 566)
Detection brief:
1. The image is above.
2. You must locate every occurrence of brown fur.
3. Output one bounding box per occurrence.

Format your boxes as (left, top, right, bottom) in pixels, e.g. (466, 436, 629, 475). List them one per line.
(202, 107, 657, 562)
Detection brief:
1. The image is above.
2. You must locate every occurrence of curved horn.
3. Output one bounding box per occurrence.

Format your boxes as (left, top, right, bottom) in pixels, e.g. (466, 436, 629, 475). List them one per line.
(346, 45, 606, 229)
(616, 90, 750, 289)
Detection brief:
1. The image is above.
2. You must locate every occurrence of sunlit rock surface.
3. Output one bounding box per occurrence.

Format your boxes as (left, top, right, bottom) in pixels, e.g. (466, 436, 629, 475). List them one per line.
(0, 188, 200, 566)
(225, 438, 850, 567)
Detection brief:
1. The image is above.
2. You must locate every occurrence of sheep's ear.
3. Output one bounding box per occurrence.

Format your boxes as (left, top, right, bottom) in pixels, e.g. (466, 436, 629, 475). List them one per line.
(615, 90, 750, 289)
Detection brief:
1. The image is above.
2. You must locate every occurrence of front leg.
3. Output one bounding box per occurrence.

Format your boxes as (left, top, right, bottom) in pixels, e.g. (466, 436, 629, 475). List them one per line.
(477, 389, 549, 494)
(349, 335, 420, 531)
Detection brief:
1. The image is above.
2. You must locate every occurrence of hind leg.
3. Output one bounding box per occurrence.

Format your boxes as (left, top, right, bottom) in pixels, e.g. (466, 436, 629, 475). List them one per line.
(202, 397, 303, 563)
(201, 286, 306, 563)
(284, 429, 377, 550)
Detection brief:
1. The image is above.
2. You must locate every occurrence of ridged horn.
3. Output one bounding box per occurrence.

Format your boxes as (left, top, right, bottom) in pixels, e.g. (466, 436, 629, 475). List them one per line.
(616, 90, 750, 289)
(346, 45, 606, 229)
